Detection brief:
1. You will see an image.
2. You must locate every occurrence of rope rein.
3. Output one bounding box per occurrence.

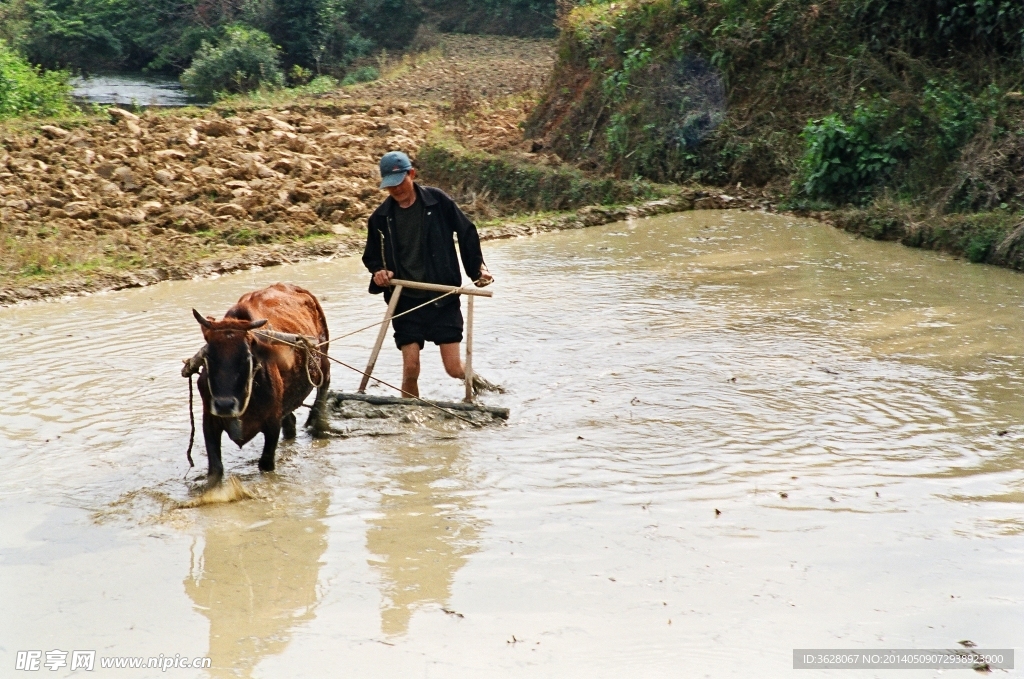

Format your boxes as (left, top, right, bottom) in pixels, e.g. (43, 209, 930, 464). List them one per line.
(186, 374, 196, 469)
(322, 288, 458, 345)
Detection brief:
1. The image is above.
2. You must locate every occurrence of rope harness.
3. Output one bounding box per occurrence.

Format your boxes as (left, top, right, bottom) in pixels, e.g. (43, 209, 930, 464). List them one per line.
(302, 336, 325, 388)
(180, 331, 260, 469)
(305, 288, 460, 348)
(249, 328, 325, 387)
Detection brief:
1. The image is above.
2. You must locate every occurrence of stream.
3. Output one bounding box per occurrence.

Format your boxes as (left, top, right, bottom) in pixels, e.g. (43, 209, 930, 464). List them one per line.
(70, 73, 197, 107)
(1, 209, 1022, 677)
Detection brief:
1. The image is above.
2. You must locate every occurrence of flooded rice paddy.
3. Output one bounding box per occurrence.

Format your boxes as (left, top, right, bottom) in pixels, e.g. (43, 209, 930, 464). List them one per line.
(1, 210, 1023, 677)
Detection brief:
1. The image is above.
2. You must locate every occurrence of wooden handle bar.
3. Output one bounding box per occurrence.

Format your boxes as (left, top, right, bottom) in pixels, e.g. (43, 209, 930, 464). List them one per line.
(388, 278, 494, 297)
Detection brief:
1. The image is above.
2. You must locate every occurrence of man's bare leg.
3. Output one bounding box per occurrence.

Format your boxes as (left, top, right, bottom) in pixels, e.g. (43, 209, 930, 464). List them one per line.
(402, 343, 464, 399)
(440, 342, 465, 379)
(401, 343, 421, 398)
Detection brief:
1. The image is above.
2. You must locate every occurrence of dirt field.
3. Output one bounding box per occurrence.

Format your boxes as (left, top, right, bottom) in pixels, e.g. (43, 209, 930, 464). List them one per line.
(0, 35, 556, 304)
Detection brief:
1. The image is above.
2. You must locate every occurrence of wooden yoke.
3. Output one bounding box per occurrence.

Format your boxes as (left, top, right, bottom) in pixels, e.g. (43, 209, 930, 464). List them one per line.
(358, 279, 493, 399)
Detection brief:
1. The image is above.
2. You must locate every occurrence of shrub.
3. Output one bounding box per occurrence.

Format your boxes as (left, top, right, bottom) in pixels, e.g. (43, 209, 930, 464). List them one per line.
(288, 64, 313, 85)
(921, 80, 996, 160)
(341, 65, 379, 86)
(180, 25, 284, 101)
(0, 39, 73, 119)
(302, 75, 338, 94)
(798, 105, 905, 203)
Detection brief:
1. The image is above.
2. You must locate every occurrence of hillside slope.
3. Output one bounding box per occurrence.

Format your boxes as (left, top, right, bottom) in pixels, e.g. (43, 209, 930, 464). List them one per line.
(524, 0, 1024, 268)
(528, 1, 1024, 203)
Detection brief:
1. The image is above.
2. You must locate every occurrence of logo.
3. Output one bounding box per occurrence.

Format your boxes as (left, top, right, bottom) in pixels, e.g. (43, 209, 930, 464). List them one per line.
(15, 650, 95, 671)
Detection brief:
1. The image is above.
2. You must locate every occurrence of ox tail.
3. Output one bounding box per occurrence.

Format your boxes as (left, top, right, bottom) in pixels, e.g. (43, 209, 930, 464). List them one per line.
(305, 291, 331, 436)
(310, 292, 329, 348)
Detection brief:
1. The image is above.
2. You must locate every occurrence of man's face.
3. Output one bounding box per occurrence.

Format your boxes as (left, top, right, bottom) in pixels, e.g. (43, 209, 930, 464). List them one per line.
(386, 169, 416, 201)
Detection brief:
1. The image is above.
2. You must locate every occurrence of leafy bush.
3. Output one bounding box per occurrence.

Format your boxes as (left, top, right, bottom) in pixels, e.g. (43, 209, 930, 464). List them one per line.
(267, 0, 417, 73)
(288, 64, 313, 85)
(0, 39, 73, 119)
(180, 25, 284, 101)
(921, 80, 997, 160)
(146, 24, 221, 72)
(302, 75, 338, 94)
(936, 0, 1024, 54)
(341, 65, 379, 86)
(798, 105, 905, 203)
(600, 45, 652, 102)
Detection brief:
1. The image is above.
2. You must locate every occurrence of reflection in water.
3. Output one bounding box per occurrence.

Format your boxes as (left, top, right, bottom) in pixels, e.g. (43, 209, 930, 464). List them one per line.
(366, 441, 481, 636)
(184, 489, 329, 677)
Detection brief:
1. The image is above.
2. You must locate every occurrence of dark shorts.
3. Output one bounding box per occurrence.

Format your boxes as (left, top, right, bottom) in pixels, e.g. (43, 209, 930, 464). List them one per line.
(391, 295, 463, 349)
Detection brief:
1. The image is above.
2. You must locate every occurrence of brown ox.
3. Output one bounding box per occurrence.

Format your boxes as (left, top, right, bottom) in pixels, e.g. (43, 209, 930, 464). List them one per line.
(186, 283, 331, 485)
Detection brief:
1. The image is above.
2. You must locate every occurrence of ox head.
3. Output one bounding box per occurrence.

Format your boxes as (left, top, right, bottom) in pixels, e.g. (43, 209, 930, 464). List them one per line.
(193, 309, 268, 418)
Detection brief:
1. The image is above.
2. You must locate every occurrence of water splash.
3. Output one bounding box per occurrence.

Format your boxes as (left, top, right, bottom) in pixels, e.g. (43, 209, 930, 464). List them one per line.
(176, 476, 255, 508)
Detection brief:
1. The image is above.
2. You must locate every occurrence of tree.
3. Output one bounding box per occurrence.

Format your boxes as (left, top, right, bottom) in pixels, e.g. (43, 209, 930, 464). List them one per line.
(180, 24, 284, 100)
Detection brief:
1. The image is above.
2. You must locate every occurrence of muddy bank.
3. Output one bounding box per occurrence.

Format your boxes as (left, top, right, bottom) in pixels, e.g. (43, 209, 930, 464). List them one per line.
(815, 204, 1024, 271)
(1, 190, 742, 305)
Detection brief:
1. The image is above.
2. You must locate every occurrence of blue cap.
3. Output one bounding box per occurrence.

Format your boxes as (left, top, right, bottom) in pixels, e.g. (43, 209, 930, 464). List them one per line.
(379, 151, 413, 189)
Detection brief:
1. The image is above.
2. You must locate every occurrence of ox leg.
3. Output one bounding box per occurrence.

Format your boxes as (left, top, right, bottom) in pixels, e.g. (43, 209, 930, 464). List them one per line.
(303, 375, 331, 438)
(202, 415, 224, 487)
(259, 422, 281, 473)
(282, 412, 297, 440)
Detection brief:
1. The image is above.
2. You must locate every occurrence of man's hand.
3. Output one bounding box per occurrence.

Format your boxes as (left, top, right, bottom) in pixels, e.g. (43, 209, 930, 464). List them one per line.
(373, 269, 394, 287)
(474, 265, 494, 287)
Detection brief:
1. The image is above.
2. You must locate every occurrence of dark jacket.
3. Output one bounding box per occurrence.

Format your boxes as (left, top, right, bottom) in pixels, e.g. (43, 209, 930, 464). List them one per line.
(362, 184, 486, 299)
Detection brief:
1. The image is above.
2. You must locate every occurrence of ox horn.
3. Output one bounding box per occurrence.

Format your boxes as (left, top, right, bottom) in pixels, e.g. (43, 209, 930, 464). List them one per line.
(192, 308, 214, 329)
(246, 319, 269, 330)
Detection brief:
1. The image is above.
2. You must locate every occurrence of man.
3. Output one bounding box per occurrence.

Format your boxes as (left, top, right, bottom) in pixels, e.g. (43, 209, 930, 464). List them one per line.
(362, 151, 493, 398)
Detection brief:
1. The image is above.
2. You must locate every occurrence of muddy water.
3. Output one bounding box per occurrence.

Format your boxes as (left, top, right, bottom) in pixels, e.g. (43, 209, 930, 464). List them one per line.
(2, 210, 1024, 677)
